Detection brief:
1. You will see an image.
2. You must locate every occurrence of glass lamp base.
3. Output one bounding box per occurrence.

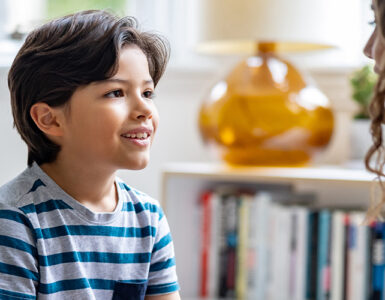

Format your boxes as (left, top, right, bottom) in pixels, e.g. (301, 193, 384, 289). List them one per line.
(199, 51, 334, 166)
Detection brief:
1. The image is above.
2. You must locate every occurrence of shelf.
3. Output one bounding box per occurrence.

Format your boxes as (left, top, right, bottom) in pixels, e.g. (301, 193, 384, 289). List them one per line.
(162, 162, 376, 185)
(161, 162, 375, 298)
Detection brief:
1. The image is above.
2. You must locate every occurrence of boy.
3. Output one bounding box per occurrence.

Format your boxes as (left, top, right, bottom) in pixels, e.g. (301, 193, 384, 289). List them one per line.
(0, 10, 180, 300)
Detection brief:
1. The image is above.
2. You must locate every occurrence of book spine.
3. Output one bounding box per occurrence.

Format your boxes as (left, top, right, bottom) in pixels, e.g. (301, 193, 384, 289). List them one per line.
(324, 210, 332, 300)
(342, 214, 349, 300)
(365, 221, 375, 300)
(246, 193, 258, 299)
(306, 210, 319, 300)
(249, 191, 272, 300)
(224, 195, 238, 298)
(236, 194, 250, 300)
(294, 207, 309, 300)
(218, 194, 229, 298)
(270, 204, 291, 300)
(290, 208, 299, 299)
(208, 192, 220, 297)
(346, 212, 356, 300)
(200, 191, 212, 298)
(330, 211, 345, 300)
(371, 222, 385, 300)
(266, 202, 281, 300)
(317, 209, 331, 300)
(281, 206, 292, 299)
(353, 212, 368, 300)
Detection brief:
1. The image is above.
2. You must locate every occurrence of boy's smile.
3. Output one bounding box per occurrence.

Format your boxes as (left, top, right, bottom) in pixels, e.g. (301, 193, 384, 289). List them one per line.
(120, 125, 153, 147)
(59, 45, 159, 171)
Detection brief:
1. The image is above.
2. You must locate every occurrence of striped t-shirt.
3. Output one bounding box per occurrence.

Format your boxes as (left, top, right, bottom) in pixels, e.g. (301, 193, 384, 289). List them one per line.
(0, 162, 179, 299)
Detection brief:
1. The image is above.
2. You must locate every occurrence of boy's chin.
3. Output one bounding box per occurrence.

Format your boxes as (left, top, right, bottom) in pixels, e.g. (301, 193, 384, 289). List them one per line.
(129, 164, 148, 170)
(121, 157, 149, 170)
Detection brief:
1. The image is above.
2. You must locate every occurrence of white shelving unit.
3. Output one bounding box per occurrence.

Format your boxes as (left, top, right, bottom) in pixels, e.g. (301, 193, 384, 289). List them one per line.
(161, 162, 376, 298)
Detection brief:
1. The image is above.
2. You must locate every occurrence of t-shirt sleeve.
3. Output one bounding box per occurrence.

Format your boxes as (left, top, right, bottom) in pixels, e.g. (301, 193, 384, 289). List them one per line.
(0, 206, 38, 299)
(146, 206, 179, 295)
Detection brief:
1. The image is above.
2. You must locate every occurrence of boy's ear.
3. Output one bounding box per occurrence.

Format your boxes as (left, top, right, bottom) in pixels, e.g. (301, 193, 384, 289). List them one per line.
(30, 102, 65, 137)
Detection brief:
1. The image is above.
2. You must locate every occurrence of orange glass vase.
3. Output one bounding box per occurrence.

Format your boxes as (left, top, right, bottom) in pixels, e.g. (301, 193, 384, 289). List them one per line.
(198, 45, 334, 166)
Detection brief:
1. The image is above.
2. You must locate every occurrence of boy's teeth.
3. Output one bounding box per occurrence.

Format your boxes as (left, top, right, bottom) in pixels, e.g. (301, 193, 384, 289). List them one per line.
(124, 133, 149, 139)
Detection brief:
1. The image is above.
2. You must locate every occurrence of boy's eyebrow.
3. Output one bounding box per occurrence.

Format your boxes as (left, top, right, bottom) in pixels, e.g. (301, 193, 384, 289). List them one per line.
(94, 78, 154, 86)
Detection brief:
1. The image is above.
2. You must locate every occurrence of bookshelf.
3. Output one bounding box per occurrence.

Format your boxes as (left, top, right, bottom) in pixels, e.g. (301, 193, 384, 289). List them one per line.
(161, 162, 376, 298)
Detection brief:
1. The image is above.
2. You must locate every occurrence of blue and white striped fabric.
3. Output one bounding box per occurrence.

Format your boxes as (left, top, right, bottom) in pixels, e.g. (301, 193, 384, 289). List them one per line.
(0, 162, 179, 299)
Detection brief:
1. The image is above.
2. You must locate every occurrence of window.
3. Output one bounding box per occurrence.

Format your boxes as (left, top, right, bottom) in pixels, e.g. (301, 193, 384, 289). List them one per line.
(46, 0, 127, 19)
(0, 0, 376, 69)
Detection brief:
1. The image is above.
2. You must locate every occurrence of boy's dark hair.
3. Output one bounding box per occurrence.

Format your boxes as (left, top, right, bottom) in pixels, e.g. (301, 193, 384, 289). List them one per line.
(8, 10, 170, 167)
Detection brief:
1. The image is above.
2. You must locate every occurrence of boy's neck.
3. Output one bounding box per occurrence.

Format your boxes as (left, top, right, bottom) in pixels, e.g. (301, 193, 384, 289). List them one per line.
(39, 159, 118, 213)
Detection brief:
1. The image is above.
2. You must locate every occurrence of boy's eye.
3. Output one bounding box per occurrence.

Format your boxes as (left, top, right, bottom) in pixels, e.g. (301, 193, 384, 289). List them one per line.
(143, 90, 156, 99)
(369, 20, 376, 26)
(105, 89, 124, 98)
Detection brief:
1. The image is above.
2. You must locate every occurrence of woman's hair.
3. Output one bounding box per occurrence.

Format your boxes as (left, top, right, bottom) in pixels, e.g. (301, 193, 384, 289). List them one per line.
(8, 10, 170, 167)
(365, 0, 385, 220)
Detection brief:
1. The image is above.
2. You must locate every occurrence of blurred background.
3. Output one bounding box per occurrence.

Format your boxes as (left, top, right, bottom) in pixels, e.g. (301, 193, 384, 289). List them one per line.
(0, 0, 376, 200)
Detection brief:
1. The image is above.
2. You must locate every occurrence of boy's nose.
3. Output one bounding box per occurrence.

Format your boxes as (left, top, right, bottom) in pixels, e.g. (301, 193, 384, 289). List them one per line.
(136, 111, 153, 120)
(131, 94, 153, 121)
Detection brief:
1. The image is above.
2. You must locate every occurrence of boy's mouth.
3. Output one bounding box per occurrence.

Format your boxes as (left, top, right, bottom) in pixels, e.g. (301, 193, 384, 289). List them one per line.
(120, 127, 153, 146)
(121, 132, 149, 139)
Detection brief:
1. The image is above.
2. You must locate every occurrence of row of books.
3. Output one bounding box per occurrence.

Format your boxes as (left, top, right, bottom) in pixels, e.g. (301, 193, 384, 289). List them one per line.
(199, 187, 381, 300)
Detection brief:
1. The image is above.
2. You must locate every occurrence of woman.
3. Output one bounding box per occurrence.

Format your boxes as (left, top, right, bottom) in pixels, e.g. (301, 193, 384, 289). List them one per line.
(364, 0, 385, 220)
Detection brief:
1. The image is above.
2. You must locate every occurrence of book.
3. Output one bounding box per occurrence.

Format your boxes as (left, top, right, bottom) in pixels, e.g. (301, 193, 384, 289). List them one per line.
(347, 212, 368, 300)
(208, 191, 221, 297)
(218, 194, 238, 298)
(342, 213, 350, 300)
(293, 206, 309, 300)
(346, 212, 356, 300)
(248, 191, 273, 300)
(306, 210, 319, 300)
(325, 211, 333, 300)
(371, 221, 385, 300)
(236, 193, 251, 299)
(200, 190, 212, 297)
(317, 209, 331, 300)
(265, 201, 281, 300)
(289, 207, 299, 299)
(330, 210, 346, 300)
(269, 203, 291, 300)
(365, 221, 375, 300)
(218, 193, 229, 298)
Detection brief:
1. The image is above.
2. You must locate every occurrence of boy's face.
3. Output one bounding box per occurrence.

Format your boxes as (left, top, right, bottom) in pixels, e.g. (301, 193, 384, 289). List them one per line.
(60, 45, 158, 171)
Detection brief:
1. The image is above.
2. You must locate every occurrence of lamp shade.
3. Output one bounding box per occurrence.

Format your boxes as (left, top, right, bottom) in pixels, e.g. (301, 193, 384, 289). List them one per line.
(196, 0, 351, 54)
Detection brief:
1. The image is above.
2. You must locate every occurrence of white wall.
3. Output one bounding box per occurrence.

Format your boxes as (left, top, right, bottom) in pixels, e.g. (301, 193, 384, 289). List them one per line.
(0, 67, 28, 183)
(0, 61, 357, 201)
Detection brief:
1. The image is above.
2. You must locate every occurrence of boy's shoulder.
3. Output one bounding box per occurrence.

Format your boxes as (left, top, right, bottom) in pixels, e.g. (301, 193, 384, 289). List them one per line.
(116, 178, 165, 217)
(0, 166, 37, 209)
(116, 178, 159, 205)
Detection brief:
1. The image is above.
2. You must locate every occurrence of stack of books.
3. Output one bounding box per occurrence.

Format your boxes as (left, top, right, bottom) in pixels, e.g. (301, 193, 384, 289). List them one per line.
(199, 187, 380, 300)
